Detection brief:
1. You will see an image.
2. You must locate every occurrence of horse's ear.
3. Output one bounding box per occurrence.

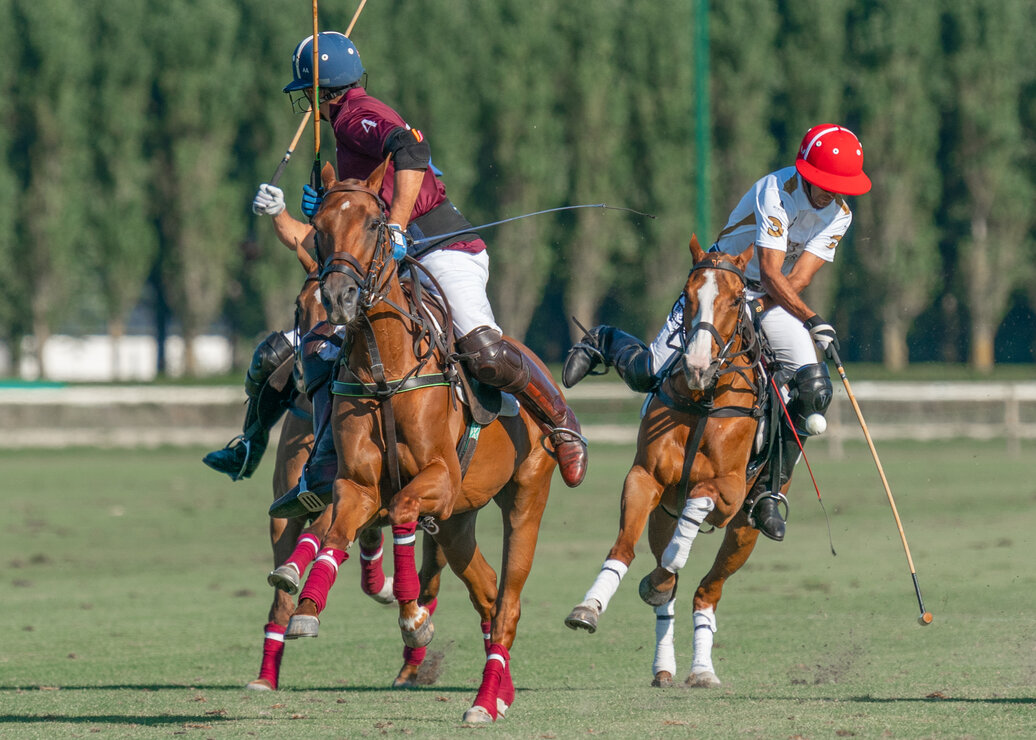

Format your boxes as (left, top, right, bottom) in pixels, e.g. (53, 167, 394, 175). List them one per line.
(688, 233, 706, 264)
(321, 161, 337, 190)
(295, 241, 318, 275)
(365, 155, 392, 194)
(735, 243, 755, 272)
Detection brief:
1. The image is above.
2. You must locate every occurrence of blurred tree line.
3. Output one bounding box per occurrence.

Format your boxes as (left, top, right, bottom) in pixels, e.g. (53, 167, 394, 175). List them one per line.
(1, 0, 1033, 377)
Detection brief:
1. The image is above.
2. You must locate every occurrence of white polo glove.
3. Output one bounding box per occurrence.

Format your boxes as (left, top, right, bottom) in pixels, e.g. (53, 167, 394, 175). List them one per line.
(804, 314, 839, 358)
(252, 183, 286, 216)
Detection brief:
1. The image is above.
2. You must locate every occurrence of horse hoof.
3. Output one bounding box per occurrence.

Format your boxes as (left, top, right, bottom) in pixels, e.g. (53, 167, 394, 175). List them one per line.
(366, 576, 395, 605)
(462, 705, 494, 724)
(564, 601, 600, 633)
(638, 572, 675, 606)
(392, 664, 419, 689)
(651, 671, 673, 688)
(685, 670, 721, 688)
(267, 564, 300, 595)
(245, 678, 275, 691)
(285, 614, 320, 639)
(399, 607, 434, 648)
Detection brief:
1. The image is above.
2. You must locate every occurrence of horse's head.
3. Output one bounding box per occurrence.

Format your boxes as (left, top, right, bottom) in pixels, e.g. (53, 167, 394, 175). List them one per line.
(311, 159, 393, 325)
(680, 235, 754, 391)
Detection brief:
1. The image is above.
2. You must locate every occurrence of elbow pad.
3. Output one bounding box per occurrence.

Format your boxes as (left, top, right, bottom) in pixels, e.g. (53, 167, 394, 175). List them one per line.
(383, 126, 430, 171)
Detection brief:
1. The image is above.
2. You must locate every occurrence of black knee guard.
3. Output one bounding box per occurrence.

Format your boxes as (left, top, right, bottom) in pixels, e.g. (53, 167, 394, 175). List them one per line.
(787, 363, 832, 433)
(456, 325, 530, 393)
(243, 331, 296, 434)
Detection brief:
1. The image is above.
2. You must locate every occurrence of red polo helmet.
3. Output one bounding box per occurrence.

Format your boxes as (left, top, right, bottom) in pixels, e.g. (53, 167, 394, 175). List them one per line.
(795, 124, 871, 195)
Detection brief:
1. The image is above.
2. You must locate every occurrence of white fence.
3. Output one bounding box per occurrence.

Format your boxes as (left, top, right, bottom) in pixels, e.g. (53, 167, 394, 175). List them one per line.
(0, 381, 1034, 454)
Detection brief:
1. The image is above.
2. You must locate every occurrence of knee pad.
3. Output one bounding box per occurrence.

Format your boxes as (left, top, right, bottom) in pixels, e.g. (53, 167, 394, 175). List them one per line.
(245, 331, 295, 398)
(456, 325, 529, 392)
(787, 363, 832, 430)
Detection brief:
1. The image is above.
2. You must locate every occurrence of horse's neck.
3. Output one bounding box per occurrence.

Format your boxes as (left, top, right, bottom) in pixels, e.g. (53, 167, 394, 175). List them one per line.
(347, 278, 425, 382)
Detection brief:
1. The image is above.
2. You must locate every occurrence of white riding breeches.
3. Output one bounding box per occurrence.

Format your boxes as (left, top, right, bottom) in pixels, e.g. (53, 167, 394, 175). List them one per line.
(416, 248, 500, 337)
(648, 292, 820, 378)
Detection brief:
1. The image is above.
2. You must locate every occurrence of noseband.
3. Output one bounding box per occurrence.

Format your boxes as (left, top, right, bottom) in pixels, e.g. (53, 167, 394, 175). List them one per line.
(315, 182, 394, 316)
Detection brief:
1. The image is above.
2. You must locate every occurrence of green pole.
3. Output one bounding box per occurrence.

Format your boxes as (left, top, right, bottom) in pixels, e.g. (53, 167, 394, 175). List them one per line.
(694, 0, 711, 243)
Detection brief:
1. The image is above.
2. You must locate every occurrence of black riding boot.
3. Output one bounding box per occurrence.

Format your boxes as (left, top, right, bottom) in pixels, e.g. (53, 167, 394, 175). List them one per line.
(744, 422, 802, 542)
(458, 326, 588, 487)
(204, 332, 296, 481)
(269, 324, 342, 519)
(562, 325, 657, 392)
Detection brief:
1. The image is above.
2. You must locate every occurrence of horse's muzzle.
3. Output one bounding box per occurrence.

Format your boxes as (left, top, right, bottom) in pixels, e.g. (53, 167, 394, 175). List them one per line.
(683, 354, 719, 391)
(321, 275, 359, 326)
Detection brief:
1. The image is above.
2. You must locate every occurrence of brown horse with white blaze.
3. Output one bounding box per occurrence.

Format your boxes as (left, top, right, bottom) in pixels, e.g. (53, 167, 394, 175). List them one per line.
(284, 160, 558, 722)
(565, 236, 772, 688)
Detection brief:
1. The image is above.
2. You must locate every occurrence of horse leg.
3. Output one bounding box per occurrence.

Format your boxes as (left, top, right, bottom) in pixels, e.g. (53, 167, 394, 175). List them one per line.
(286, 481, 380, 638)
(387, 459, 461, 649)
(463, 484, 548, 723)
(358, 526, 394, 604)
(394, 532, 451, 688)
(565, 465, 663, 634)
(686, 511, 760, 687)
(247, 411, 312, 691)
(646, 506, 679, 687)
(267, 506, 332, 595)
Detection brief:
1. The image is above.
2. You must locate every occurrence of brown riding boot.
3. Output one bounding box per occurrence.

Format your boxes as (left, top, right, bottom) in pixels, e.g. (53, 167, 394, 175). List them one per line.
(457, 326, 588, 487)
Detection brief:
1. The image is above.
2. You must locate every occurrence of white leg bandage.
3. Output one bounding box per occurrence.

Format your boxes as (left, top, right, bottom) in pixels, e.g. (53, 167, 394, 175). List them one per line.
(691, 607, 718, 675)
(652, 599, 677, 678)
(583, 559, 629, 613)
(660, 497, 715, 573)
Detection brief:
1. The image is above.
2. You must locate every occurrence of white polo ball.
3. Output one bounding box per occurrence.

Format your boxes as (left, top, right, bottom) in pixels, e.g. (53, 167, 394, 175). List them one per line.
(804, 413, 827, 436)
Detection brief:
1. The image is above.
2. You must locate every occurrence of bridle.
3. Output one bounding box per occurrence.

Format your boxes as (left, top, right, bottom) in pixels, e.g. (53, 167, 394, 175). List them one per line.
(315, 182, 395, 316)
(655, 253, 763, 417)
(680, 254, 760, 391)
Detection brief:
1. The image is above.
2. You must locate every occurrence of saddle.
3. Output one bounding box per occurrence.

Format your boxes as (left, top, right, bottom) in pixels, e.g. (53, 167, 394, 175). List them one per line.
(396, 275, 518, 426)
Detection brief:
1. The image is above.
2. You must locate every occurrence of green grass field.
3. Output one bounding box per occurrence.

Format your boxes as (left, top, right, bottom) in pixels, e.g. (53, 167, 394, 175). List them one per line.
(1, 439, 1034, 738)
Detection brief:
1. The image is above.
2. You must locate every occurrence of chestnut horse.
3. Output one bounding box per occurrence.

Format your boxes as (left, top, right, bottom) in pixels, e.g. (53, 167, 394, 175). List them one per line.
(283, 160, 557, 723)
(565, 237, 773, 688)
(246, 245, 442, 690)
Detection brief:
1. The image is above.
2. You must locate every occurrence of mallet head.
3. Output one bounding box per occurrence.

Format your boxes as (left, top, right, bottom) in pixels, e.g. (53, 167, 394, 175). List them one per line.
(917, 612, 934, 626)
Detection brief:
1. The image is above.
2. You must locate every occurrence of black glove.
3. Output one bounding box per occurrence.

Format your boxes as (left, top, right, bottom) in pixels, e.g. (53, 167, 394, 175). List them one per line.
(804, 314, 839, 359)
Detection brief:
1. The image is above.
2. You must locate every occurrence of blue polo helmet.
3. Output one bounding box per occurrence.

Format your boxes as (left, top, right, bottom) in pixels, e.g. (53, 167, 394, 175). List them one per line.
(283, 32, 364, 93)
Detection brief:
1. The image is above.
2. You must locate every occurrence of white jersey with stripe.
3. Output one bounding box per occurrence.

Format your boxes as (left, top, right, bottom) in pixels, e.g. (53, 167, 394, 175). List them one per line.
(710, 166, 852, 283)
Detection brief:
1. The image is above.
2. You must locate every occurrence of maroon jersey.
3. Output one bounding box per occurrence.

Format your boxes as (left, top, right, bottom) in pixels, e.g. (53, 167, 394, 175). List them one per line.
(328, 88, 485, 254)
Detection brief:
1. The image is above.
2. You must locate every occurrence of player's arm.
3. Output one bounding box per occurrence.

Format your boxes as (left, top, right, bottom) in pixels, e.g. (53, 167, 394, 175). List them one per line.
(383, 127, 430, 229)
(757, 247, 824, 322)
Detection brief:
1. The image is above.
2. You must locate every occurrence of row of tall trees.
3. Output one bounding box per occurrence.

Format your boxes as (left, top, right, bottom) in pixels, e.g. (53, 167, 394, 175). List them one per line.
(1, 0, 1033, 376)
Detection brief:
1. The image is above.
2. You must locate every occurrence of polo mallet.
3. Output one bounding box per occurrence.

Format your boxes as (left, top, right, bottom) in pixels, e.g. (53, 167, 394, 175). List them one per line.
(309, 0, 322, 211)
(828, 344, 933, 627)
(268, 0, 365, 188)
(269, 111, 312, 187)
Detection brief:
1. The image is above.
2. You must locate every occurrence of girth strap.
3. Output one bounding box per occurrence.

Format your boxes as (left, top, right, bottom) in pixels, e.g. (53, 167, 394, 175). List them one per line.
(331, 373, 450, 398)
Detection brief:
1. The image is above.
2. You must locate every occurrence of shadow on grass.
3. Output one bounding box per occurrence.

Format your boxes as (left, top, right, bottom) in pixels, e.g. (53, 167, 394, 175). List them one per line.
(0, 683, 474, 693)
(0, 714, 232, 727)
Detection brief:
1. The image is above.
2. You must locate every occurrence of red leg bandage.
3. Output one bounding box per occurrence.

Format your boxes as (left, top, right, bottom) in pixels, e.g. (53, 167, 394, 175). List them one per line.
(297, 547, 348, 613)
(257, 622, 287, 689)
(471, 643, 510, 721)
(391, 523, 420, 602)
(284, 533, 321, 574)
(359, 532, 386, 596)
